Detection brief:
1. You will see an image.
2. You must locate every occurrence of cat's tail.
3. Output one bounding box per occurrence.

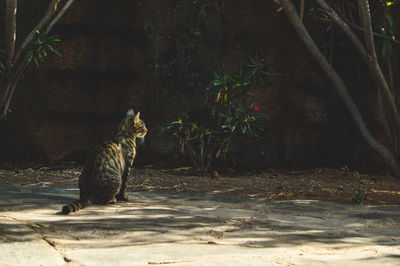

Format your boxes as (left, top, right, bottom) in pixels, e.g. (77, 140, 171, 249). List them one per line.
(62, 199, 91, 214)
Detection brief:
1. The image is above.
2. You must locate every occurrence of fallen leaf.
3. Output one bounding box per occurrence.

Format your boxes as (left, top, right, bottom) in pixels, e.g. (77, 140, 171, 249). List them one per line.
(214, 171, 221, 179)
(172, 166, 192, 172)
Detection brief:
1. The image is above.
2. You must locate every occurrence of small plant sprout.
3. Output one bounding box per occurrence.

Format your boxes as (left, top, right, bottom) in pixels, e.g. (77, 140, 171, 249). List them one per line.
(352, 172, 365, 204)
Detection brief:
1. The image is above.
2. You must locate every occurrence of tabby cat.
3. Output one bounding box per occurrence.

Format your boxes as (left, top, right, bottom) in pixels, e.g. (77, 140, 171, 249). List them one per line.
(62, 110, 147, 214)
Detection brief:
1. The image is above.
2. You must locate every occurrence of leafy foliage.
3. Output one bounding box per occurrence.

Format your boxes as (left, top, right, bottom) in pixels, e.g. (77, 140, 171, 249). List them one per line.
(383, 0, 397, 7)
(24, 30, 61, 66)
(163, 55, 279, 171)
(379, 1, 397, 58)
(308, 0, 398, 59)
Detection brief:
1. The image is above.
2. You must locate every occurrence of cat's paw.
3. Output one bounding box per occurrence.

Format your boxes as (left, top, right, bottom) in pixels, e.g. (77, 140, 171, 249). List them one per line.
(108, 198, 117, 204)
(116, 196, 129, 201)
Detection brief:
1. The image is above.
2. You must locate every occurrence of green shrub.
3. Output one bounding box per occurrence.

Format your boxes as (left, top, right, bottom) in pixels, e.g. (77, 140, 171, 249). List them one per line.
(162, 55, 279, 172)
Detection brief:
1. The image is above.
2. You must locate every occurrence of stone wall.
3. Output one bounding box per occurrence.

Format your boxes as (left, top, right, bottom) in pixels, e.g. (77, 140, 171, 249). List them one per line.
(1, 0, 398, 172)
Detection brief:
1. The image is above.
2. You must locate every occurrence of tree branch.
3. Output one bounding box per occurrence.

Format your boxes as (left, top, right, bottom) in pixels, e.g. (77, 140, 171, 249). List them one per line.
(47, 0, 75, 32)
(378, 88, 395, 153)
(13, 0, 61, 66)
(357, 0, 400, 147)
(357, 0, 377, 61)
(1, 0, 75, 120)
(300, 0, 305, 22)
(279, 0, 400, 176)
(313, 1, 369, 61)
(345, 19, 400, 45)
(0, 60, 28, 120)
(2, 0, 17, 106)
(315, 0, 400, 153)
(184, 139, 200, 169)
(4, 0, 17, 68)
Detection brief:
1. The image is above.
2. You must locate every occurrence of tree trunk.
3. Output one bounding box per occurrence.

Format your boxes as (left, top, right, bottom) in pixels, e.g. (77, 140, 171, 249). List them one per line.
(4, 0, 17, 68)
(2, 0, 17, 107)
(0, 0, 75, 120)
(314, 0, 400, 154)
(357, 0, 400, 150)
(279, 0, 400, 176)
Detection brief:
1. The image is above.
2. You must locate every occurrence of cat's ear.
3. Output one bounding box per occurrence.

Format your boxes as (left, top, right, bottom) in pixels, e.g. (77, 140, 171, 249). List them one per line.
(134, 112, 141, 123)
(126, 109, 135, 116)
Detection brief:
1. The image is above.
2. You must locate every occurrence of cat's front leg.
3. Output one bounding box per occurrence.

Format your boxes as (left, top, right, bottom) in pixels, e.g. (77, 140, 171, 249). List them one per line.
(116, 167, 130, 201)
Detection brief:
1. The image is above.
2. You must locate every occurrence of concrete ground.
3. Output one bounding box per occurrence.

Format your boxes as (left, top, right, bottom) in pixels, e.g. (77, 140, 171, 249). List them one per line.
(0, 185, 399, 266)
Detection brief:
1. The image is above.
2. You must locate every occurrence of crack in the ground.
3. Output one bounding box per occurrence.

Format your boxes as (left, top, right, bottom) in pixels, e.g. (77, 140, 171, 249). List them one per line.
(4, 214, 78, 265)
(148, 260, 193, 264)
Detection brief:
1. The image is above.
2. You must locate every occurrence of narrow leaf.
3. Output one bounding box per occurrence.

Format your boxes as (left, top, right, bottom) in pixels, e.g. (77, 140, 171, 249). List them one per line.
(53, 49, 62, 57)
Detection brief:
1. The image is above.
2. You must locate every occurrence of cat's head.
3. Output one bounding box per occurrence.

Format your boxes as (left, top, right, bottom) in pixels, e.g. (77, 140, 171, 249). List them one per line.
(117, 109, 148, 139)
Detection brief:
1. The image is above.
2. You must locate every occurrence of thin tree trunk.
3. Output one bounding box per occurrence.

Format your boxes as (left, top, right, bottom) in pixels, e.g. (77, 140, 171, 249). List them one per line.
(314, 0, 369, 60)
(344, 21, 400, 45)
(357, 0, 400, 145)
(378, 88, 395, 152)
(47, 0, 75, 32)
(314, 0, 400, 153)
(279, 0, 400, 176)
(0, 60, 29, 119)
(4, 0, 17, 68)
(299, 0, 304, 22)
(2, 0, 17, 106)
(183, 139, 200, 170)
(1, 0, 74, 120)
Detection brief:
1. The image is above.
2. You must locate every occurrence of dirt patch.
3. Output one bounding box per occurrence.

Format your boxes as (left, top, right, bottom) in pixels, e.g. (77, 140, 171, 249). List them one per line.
(0, 164, 399, 205)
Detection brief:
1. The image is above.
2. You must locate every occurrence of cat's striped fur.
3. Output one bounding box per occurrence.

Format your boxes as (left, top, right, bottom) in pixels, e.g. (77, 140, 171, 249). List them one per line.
(62, 110, 147, 214)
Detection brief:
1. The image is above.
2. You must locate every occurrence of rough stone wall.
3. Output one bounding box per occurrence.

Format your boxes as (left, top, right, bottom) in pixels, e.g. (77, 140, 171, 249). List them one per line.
(1, 0, 398, 172)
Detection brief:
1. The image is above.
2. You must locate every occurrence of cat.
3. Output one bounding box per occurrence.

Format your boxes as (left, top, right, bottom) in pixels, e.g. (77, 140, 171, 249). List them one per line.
(62, 109, 147, 214)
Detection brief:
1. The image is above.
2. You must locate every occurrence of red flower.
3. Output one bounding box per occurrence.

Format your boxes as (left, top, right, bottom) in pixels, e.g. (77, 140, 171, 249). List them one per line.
(254, 104, 261, 111)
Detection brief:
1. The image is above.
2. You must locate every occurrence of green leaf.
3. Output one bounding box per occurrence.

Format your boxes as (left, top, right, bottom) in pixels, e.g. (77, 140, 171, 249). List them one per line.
(49, 35, 61, 42)
(191, 123, 199, 130)
(386, 12, 393, 27)
(224, 139, 231, 153)
(261, 70, 281, 76)
(26, 51, 33, 62)
(214, 72, 222, 79)
(46, 44, 55, 52)
(160, 124, 175, 131)
(232, 82, 241, 89)
(231, 121, 238, 132)
(0, 62, 5, 75)
(52, 49, 62, 57)
(34, 57, 39, 66)
(212, 79, 223, 86)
